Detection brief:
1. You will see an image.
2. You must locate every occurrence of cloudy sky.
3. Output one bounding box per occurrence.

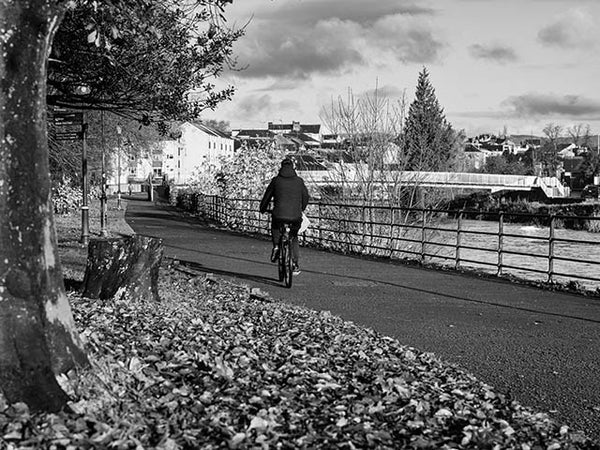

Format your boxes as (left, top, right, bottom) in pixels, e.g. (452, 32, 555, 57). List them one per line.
(203, 0, 600, 137)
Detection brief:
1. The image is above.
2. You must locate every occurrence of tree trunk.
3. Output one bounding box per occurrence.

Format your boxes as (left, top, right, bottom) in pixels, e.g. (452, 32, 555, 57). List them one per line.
(0, 1, 88, 412)
(82, 235, 163, 302)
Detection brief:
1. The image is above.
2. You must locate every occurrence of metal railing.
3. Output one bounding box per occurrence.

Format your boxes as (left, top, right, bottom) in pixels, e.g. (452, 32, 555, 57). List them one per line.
(179, 193, 600, 292)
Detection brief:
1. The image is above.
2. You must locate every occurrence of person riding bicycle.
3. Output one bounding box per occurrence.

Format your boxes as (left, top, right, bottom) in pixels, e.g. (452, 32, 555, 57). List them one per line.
(259, 157, 309, 275)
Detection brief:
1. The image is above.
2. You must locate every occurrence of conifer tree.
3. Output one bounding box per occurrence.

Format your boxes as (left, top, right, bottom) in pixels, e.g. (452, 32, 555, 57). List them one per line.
(404, 68, 456, 171)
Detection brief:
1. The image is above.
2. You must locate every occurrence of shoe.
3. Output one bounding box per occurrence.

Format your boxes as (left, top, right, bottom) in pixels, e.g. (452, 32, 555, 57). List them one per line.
(270, 246, 280, 263)
(292, 263, 301, 275)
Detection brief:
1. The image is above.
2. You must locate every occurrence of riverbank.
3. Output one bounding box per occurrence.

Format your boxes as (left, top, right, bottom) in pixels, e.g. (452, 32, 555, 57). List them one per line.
(448, 192, 600, 231)
(1, 198, 596, 448)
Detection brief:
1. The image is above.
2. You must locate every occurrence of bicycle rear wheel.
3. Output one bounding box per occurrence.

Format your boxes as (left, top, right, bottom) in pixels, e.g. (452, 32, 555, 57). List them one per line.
(282, 239, 293, 288)
(278, 241, 285, 282)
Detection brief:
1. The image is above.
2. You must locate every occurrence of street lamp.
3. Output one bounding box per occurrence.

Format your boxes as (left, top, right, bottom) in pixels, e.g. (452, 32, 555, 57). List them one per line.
(74, 84, 91, 244)
(99, 109, 108, 237)
(117, 124, 122, 210)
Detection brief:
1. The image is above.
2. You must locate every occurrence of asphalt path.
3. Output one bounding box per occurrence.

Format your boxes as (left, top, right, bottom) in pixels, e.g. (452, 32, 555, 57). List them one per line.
(125, 198, 600, 440)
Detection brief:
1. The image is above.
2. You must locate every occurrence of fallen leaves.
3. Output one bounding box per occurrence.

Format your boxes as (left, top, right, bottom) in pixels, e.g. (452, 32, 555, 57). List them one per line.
(0, 266, 597, 449)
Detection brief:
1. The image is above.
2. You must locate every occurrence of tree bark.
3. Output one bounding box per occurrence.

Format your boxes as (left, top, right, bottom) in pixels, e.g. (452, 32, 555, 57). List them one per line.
(82, 235, 163, 302)
(0, 1, 88, 412)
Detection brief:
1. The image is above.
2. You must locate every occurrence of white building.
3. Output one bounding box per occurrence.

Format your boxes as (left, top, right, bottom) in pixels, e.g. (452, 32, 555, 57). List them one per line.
(106, 143, 158, 194)
(107, 121, 234, 191)
(164, 122, 234, 185)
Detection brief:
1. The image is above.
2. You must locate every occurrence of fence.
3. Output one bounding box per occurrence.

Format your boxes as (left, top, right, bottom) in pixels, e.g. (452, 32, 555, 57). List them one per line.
(179, 193, 600, 292)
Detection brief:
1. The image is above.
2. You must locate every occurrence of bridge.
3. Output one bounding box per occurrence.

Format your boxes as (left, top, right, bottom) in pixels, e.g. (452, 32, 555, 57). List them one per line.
(297, 169, 571, 198)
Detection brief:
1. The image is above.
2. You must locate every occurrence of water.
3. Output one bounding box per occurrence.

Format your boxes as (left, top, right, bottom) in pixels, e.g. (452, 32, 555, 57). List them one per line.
(424, 219, 600, 291)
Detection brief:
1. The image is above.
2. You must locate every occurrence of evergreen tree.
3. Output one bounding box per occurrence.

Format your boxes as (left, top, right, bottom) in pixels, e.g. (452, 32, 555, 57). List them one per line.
(404, 68, 456, 171)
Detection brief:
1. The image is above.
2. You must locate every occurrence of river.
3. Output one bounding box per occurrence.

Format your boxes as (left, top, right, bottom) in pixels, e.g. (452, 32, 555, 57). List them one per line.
(420, 219, 600, 291)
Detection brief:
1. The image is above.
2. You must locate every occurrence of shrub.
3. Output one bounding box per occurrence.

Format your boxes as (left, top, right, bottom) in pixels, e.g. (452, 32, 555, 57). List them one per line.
(52, 180, 82, 215)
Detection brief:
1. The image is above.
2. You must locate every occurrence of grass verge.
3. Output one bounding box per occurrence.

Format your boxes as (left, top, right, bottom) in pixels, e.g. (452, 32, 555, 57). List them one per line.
(0, 199, 598, 449)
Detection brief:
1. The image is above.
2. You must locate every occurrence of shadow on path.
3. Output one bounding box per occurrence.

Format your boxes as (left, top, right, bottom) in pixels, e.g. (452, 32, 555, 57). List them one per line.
(161, 242, 600, 325)
(175, 259, 282, 287)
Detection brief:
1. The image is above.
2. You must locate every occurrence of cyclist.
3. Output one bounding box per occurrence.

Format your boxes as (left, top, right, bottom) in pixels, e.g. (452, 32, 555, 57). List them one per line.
(259, 157, 309, 275)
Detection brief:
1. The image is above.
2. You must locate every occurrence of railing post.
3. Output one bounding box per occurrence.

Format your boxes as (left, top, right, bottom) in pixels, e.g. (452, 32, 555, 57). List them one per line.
(455, 210, 463, 270)
(497, 211, 504, 276)
(421, 208, 426, 263)
(224, 196, 228, 225)
(389, 206, 395, 258)
(361, 205, 366, 251)
(548, 213, 555, 283)
(318, 203, 323, 247)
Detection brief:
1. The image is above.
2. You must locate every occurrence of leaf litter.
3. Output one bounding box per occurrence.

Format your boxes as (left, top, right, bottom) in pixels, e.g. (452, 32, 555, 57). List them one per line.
(1, 263, 598, 449)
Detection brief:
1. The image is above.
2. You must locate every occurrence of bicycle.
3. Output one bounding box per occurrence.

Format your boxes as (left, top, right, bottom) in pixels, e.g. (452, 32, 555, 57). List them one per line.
(277, 222, 294, 288)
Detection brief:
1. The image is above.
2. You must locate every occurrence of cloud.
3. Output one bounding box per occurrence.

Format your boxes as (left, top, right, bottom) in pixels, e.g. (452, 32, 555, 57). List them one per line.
(236, 94, 299, 118)
(255, 79, 303, 91)
(369, 15, 443, 64)
(359, 85, 406, 99)
(537, 8, 597, 48)
(451, 110, 509, 120)
(468, 43, 517, 64)
(232, 2, 443, 80)
(502, 93, 600, 118)
(259, 0, 434, 26)
(234, 19, 365, 80)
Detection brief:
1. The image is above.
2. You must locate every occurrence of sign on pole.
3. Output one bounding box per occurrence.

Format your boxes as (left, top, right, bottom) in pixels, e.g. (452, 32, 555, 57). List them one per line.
(51, 107, 84, 141)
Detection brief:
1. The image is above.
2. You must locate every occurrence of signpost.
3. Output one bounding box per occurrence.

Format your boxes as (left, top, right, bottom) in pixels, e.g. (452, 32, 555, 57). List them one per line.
(52, 108, 83, 141)
(51, 106, 89, 244)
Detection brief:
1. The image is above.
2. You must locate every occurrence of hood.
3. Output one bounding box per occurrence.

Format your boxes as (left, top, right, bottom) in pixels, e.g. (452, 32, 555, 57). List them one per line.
(278, 165, 297, 178)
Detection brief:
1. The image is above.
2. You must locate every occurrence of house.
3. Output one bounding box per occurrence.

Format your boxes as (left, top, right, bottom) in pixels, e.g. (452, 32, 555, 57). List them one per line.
(561, 156, 586, 190)
(164, 122, 234, 184)
(231, 129, 275, 149)
(232, 121, 324, 152)
(284, 133, 321, 151)
(113, 122, 234, 189)
(273, 134, 297, 152)
(268, 121, 321, 142)
(101, 131, 164, 192)
(557, 143, 579, 158)
(524, 138, 542, 148)
(321, 134, 345, 149)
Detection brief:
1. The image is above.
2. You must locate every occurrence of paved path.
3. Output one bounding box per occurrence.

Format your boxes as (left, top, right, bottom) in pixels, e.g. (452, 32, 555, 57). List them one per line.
(126, 199, 600, 440)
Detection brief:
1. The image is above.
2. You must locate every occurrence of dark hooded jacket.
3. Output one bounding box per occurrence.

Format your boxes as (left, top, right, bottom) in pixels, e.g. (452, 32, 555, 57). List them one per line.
(259, 163, 309, 222)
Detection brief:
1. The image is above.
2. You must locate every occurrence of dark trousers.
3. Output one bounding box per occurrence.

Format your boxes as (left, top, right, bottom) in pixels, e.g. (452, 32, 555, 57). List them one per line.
(271, 218, 301, 263)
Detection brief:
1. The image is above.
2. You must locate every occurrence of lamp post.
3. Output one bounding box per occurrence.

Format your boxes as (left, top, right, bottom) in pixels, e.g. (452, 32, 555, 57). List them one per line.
(74, 83, 91, 245)
(116, 124, 122, 210)
(100, 109, 108, 237)
(80, 111, 90, 244)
